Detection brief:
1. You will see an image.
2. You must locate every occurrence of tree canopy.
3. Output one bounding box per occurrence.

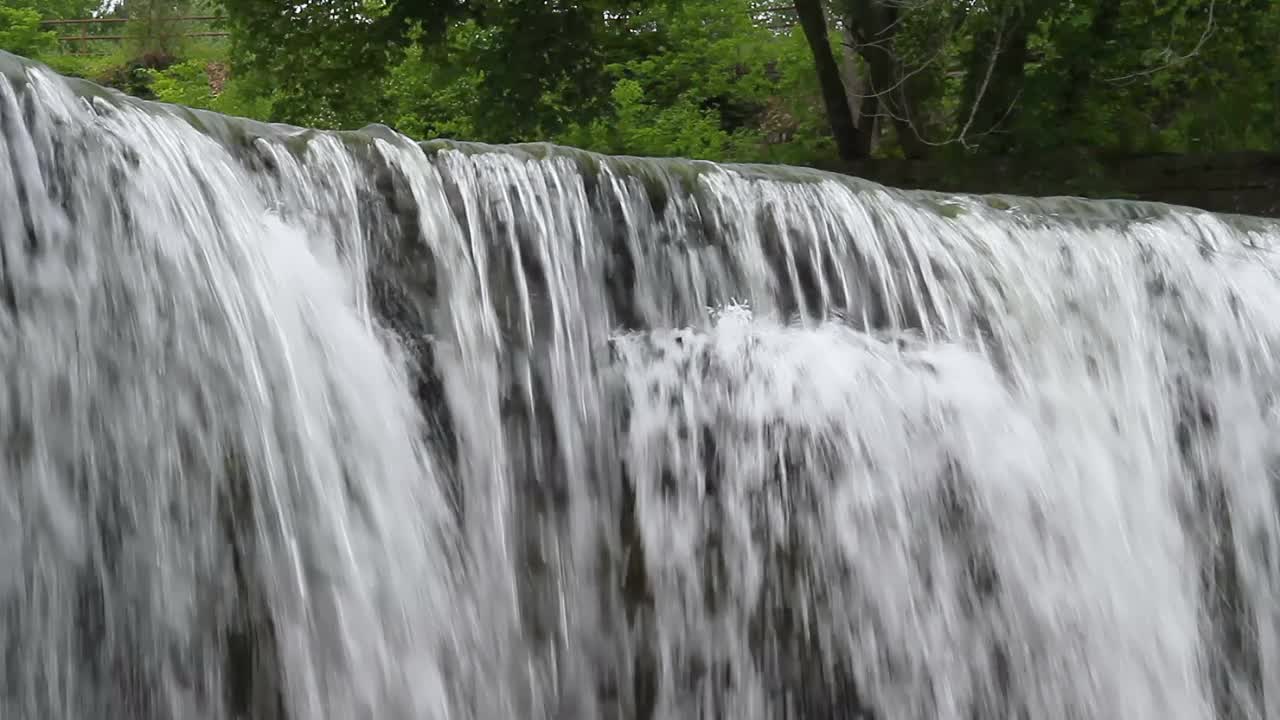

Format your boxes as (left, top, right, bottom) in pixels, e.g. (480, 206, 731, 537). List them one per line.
(7, 0, 1279, 167)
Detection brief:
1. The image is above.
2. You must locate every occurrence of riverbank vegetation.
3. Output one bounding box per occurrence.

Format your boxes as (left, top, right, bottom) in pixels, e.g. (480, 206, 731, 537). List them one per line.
(4, 0, 1278, 170)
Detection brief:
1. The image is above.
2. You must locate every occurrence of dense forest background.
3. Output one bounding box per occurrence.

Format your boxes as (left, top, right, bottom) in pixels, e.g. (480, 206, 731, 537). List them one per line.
(2, 0, 1278, 186)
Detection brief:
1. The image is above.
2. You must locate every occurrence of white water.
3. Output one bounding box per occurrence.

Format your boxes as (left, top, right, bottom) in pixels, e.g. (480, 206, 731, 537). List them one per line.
(3, 53, 1280, 719)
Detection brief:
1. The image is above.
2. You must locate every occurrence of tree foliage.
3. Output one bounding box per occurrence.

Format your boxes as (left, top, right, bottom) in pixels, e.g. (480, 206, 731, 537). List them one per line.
(0, 7, 58, 58)
(817, 0, 1279, 158)
(9, 0, 1280, 167)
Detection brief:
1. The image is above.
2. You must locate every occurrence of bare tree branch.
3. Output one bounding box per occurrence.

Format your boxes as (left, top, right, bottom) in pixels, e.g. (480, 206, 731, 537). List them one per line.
(1106, 0, 1215, 84)
(955, 23, 1003, 148)
(837, 0, 1021, 152)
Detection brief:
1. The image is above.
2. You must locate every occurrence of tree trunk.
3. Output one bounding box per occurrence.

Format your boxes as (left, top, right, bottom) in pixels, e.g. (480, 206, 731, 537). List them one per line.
(840, 24, 879, 154)
(961, 4, 1043, 153)
(794, 0, 871, 160)
(863, 39, 929, 159)
(843, 0, 929, 159)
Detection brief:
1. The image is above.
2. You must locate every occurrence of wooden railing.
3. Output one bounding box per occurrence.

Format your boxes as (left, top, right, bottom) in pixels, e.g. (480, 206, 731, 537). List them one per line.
(41, 15, 229, 49)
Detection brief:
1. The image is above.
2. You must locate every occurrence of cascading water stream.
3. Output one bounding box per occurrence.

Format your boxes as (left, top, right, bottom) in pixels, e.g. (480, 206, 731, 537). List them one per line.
(2, 51, 1279, 720)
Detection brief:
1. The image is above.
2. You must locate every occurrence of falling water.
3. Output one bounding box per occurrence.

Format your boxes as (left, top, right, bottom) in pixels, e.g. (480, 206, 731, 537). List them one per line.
(2, 51, 1279, 720)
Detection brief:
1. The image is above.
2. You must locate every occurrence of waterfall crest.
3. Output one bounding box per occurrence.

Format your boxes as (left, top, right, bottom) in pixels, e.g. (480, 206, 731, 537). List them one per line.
(3, 51, 1280, 720)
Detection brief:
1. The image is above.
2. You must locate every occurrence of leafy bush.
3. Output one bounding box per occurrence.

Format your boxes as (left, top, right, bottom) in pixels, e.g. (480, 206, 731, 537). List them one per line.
(383, 23, 485, 141)
(0, 7, 57, 58)
(560, 79, 752, 160)
(148, 59, 271, 120)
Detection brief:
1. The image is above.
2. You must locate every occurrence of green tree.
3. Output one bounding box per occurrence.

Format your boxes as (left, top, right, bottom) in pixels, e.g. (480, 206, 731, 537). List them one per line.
(807, 0, 1280, 158)
(216, 0, 637, 134)
(9, 0, 104, 20)
(794, 0, 871, 160)
(25, 0, 1277, 167)
(0, 7, 58, 57)
(557, 0, 787, 160)
(217, 0, 398, 128)
(1, 0, 106, 59)
(383, 21, 485, 140)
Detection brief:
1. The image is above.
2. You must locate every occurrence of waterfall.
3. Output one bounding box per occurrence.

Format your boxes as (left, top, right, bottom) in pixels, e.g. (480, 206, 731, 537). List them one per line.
(2, 51, 1279, 720)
